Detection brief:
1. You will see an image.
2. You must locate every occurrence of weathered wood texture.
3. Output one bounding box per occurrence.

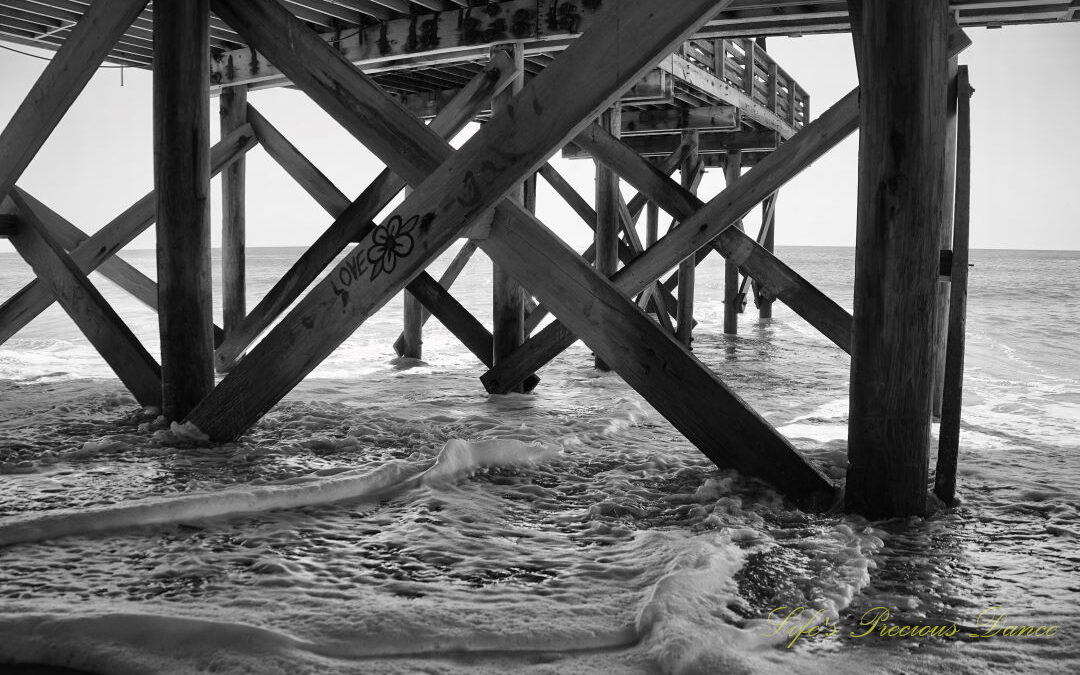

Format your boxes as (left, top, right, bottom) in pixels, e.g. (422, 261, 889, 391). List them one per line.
(932, 57, 960, 417)
(564, 129, 778, 159)
(676, 130, 700, 347)
(0, 125, 255, 347)
(394, 241, 478, 357)
(189, 0, 727, 440)
(621, 106, 739, 136)
(491, 44, 527, 385)
(723, 151, 744, 334)
(213, 51, 516, 370)
(220, 85, 248, 335)
(757, 192, 777, 318)
(934, 66, 972, 506)
(6, 189, 161, 406)
(846, 0, 949, 518)
(0, 0, 149, 203)
(594, 106, 621, 370)
(155, 0, 214, 420)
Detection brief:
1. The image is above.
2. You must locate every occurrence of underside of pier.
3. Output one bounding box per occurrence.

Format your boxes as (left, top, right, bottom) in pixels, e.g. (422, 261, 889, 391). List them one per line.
(1, 0, 1068, 516)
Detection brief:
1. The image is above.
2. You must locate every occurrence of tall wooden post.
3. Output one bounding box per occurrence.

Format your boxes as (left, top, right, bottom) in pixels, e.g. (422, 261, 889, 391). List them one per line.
(492, 44, 527, 386)
(154, 0, 214, 420)
(676, 130, 700, 347)
(932, 57, 960, 417)
(759, 192, 776, 319)
(846, 0, 948, 518)
(594, 104, 622, 370)
(401, 183, 423, 359)
(220, 85, 247, 337)
(645, 201, 659, 248)
(723, 150, 743, 335)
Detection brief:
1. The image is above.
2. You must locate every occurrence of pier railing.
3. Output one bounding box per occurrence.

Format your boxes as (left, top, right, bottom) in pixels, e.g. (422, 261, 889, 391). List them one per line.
(681, 38, 810, 129)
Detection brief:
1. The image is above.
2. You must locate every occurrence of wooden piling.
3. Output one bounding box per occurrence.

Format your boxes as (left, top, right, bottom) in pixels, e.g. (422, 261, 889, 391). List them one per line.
(676, 130, 700, 347)
(154, 0, 214, 420)
(220, 85, 247, 336)
(932, 57, 961, 418)
(491, 44, 527, 387)
(846, 0, 949, 518)
(759, 192, 777, 319)
(401, 184, 423, 359)
(934, 66, 972, 506)
(723, 150, 744, 334)
(594, 105, 622, 370)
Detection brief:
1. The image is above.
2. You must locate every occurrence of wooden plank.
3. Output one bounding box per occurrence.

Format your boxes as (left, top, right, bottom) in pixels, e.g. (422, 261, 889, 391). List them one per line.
(564, 128, 779, 159)
(934, 65, 972, 506)
(477, 202, 835, 505)
(621, 105, 739, 136)
(0, 0, 149, 203)
(220, 85, 248, 335)
(188, 0, 729, 441)
(0, 125, 256, 347)
(594, 106, 621, 371)
(723, 151, 744, 334)
(5, 190, 161, 407)
(676, 130, 700, 347)
(846, 0, 949, 518)
(154, 0, 214, 421)
(491, 44, 527, 385)
(215, 53, 515, 370)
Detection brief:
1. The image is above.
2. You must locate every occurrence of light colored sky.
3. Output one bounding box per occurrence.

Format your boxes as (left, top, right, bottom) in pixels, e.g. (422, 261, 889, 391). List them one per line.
(1, 21, 1078, 256)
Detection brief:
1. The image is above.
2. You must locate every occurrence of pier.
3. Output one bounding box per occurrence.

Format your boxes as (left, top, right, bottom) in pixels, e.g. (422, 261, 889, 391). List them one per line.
(1, 0, 1075, 517)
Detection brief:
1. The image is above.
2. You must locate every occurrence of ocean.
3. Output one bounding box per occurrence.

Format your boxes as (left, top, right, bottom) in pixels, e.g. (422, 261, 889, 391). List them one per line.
(0, 245, 1077, 674)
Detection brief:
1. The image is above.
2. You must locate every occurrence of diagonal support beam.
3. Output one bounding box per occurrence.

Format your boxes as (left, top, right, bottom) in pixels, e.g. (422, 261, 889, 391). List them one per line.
(0, 0, 150, 202)
(189, 0, 728, 430)
(0, 124, 257, 346)
(187, 0, 835, 505)
(5, 189, 161, 407)
(9, 190, 227, 346)
(214, 51, 517, 370)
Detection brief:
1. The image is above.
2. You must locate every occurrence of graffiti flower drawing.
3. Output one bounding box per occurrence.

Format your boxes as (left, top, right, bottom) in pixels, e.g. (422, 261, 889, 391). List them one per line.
(367, 215, 416, 280)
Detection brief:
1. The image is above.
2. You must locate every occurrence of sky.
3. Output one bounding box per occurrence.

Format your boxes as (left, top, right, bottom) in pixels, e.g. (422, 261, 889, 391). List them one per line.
(0, 21, 1078, 256)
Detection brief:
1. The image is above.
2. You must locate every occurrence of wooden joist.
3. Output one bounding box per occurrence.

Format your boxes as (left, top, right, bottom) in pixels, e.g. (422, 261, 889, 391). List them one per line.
(186, 0, 735, 441)
(0, 125, 256, 347)
(564, 129, 779, 159)
(213, 52, 516, 370)
(0, 0, 149, 202)
(621, 105, 739, 136)
(5, 189, 161, 407)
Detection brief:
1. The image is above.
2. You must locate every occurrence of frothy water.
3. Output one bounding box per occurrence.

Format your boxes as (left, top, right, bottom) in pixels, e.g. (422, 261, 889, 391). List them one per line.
(1, 247, 1078, 673)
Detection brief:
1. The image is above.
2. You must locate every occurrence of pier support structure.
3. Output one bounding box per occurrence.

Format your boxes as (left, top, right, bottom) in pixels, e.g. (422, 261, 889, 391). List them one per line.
(676, 130, 700, 347)
(723, 150, 744, 335)
(154, 0, 214, 421)
(220, 84, 248, 338)
(846, 0, 949, 517)
(594, 105, 621, 370)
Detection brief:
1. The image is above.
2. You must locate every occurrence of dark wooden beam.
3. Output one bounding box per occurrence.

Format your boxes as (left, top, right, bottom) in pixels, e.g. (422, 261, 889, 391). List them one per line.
(6, 190, 161, 407)
(723, 151, 744, 334)
(621, 105, 740, 136)
(154, 0, 214, 420)
(934, 65, 972, 506)
(846, 0, 949, 518)
(187, 0, 730, 441)
(0, 0, 149, 203)
(491, 44, 527, 386)
(220, 85, 248, 335)
(0, 125, 256, 347)
(676, 130, 700, 347)
(0, 214, 16, 237)
(932, 57, 960, 418)
(594, 105, 621, 371)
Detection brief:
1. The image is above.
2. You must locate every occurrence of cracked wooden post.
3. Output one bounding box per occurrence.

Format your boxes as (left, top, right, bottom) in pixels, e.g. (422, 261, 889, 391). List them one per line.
(594, 105, 621, 370)
(676, 129, 699, 347)
(491, 43, 527, 387)
(933, 57, 961, 418)
(759, 192, 777, 319)
(846, 0, 949, 518)
(154, 0, 215, 420)
(220, 84, 248, 336)
(723, 150, 744, 334)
